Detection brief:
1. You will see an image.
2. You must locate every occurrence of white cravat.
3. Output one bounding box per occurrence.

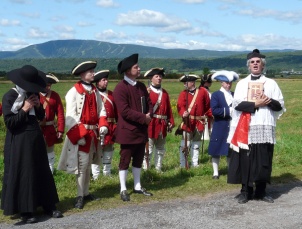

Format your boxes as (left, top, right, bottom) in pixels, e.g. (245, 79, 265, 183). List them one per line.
(124, 75, 137, 86)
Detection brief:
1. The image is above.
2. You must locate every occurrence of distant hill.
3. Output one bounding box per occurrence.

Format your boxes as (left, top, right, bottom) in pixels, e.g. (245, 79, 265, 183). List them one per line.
(0, 39, 248, 59)
(0, 39, 302, 73)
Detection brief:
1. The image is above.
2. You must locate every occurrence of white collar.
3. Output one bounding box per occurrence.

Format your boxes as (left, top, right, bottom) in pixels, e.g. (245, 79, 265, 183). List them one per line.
(124, 75, 137, 86)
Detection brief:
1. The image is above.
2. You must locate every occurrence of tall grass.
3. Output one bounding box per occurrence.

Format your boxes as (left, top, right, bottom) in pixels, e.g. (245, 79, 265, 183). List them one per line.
(0, 78, 301, 223)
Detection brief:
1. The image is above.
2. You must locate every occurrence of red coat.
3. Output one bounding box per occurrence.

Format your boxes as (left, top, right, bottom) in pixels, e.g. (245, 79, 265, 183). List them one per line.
(40, 90, 65, 147)
(148, 88, 174, 139)
(98, 89, 118, 145)
(177, 87, 210, 132)
(65, 82, 108, 153)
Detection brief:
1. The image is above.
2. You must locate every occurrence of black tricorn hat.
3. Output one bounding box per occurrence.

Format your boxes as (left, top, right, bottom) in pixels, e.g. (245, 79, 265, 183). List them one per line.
(247, 49, 266, 59)
(144, 68, 165, 77)
(71, 61, 97, 76)
(179, 74, 200, 82)
(8, 65, 47, 93)
(93, 70, 110, 83)
(201, 74, 212, 83)
(117, 53, 138, 74)
(46, 73, 59, 84)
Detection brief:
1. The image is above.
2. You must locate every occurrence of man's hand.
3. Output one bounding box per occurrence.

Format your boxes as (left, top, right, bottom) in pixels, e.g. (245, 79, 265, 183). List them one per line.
(99, 126, 108, 135)
(255, 92, 271, 108)
(145, 113, 152, 125)
(22, 94, 39, 112)
(77, 138, 86, 146)
(183, 111, 189, 118)
(57, 132, 63, 139)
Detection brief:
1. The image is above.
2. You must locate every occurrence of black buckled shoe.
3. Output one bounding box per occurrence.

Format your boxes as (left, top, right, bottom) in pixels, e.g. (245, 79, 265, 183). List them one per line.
(133, 187, 153, 196)
(120, 190, 130, 201)
(254, 195, 274, 203)
(74, 196, 84, 209)
(237, 193, 250, 204)
(47, 210, 63, 218)
(84, 194, 100, 201)
(21, 213, 38, 224)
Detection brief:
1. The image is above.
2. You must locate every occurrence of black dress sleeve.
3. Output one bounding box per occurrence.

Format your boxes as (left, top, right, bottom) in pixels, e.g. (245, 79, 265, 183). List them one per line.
(235, 101, 256, 113)
(267, 99, 282, 111)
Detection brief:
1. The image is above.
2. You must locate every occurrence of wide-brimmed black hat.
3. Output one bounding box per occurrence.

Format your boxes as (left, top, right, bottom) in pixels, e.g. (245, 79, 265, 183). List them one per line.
(179, 74, 200, 82)
(93, 70, 110, 83)
(46, 73, 59, 84)
(8, 65, 47, 93)
(117, 53, 138, 74)
(71, 61, 97, 76)
(247, 49, 266, 59)
(144, 68, 165, 77)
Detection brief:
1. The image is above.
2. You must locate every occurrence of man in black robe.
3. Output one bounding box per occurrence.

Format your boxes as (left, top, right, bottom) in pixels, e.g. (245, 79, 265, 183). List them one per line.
(1, 65, 63, 223)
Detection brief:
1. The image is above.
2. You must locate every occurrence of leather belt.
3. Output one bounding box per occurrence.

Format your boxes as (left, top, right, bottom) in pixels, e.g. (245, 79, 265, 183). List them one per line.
(40, 120, 55, 126)
(107, 118, 116, 123)
(83, 124, 98, 130)
(189, 115, 207, 120)
(153, 114, 167, 120)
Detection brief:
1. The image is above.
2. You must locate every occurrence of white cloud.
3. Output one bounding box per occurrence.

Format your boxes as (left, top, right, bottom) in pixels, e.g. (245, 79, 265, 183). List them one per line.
(175, 0, 206, 3)
(55, 25, 74, 33)
(58, 33, 75, 39)
(185, 27, 224, 37)
(96, 0, 119, 8)
(1, 38, 29, 51)
(237, 8, 302, 23)
(20, 12, 40, 19)
(95, 29, 127, 40)
(27, 27, 49, 39)
(0, 19, 21, 26)
(78, 21, 94, 27)
(116, 9, 191, 32)
(9, 0, 29, 3)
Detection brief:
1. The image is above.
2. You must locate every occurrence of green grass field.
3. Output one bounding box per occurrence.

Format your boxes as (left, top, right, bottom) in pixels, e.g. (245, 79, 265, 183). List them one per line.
(0, 78, 301, 223)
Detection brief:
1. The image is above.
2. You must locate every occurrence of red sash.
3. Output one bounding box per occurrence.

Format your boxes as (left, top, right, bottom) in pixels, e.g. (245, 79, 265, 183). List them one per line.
(230, 112, 251, 152)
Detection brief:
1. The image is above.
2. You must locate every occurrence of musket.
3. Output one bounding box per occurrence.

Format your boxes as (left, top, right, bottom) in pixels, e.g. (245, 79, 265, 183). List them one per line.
(182, 75, 190, 170)
(144, 79, 151, 169)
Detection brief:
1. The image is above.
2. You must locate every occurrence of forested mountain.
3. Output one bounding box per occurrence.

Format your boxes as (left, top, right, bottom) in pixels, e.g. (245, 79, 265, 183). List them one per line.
(0, 39, 302, 74)
(0, 39, 246, 59)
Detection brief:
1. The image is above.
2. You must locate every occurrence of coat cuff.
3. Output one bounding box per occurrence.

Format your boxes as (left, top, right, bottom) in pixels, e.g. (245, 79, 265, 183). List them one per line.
(66, 123, 88, 145)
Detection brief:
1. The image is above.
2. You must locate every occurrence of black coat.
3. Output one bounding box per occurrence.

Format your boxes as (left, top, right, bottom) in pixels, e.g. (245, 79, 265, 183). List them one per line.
(1, 89, 59, 215)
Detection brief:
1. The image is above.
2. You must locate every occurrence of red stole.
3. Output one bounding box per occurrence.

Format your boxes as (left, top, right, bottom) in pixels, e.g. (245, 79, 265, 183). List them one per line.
(230, 112, 251, 152)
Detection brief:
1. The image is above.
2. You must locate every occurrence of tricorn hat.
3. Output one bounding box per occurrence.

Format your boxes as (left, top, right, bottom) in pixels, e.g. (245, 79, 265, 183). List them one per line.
(117, 53, 138, 74)
(212, 70, 239, 82)
(247, 49, 266, 60)
(8, 65, 47, 93)
(144, 68, 165, 77)
(201, 74, 213, 83)
(179, 74, 200, 82)
(71, 61, 97, 76)
(46, 73, 59, 84)
(93, 70, 110, 83)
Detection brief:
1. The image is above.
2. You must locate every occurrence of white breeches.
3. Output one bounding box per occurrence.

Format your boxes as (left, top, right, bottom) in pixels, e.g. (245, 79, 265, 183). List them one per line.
(179, 129, 202, 167)
(143, 135, 166, 171)
(77, 142, 95, 197)
(91, 144, 114, 179)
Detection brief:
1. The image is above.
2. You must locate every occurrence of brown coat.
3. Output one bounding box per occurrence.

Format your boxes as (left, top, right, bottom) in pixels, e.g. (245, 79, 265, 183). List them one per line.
(113, 80, 152, 144)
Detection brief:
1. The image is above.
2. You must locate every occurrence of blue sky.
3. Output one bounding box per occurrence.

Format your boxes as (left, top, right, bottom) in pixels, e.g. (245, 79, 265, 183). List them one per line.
(1, 0, 302, 52)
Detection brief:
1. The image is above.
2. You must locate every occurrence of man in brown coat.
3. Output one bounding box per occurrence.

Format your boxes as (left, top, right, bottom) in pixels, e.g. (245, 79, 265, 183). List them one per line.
(113, 53, 153, 201)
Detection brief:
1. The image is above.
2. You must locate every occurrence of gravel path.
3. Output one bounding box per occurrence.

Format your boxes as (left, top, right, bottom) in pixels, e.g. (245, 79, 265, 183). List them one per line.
(1, 181, 302, 229)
